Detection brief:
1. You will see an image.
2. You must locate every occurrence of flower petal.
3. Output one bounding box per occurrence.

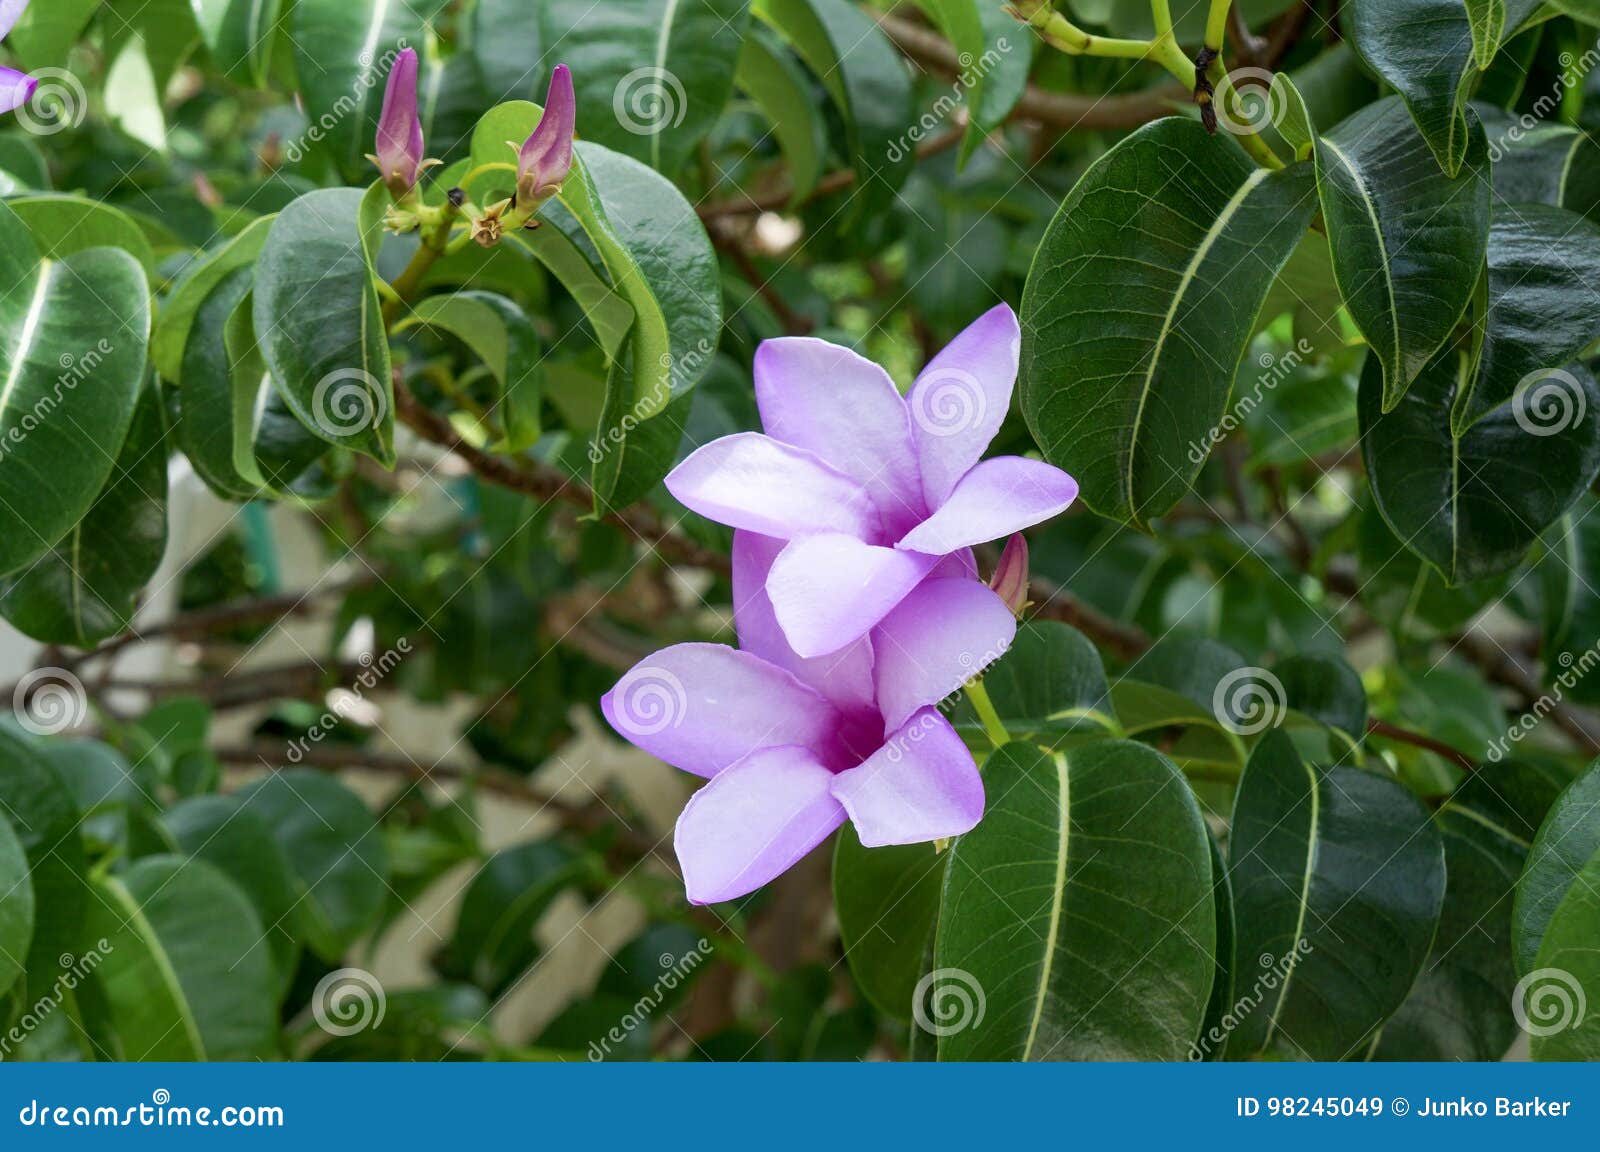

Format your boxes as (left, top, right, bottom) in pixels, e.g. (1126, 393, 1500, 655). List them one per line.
(897, 456, 1078, 554)
(871, 579, 1016, 731)
(0, 66, 36, 117)
(373, 47, 423, 194)
(754, 337, 925, 536)
(732, 531, 876, 718)
(905, 304, 1020, 508)
(518, 63, 575, 202)
(675, 747, 847, 904)
(601, 643, 842, 777)
(665, 432, 881, 541)
(0, 1, 28, 44)
(831, 710, 984, 847)
(768, 534, 938, 659)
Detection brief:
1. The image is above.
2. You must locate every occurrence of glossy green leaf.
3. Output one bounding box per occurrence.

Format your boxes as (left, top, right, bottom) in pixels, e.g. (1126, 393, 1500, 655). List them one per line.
(291, 0, 447, 178)
(84, 856, 277, 1060)
(936, 741, 1214, 1060)
(906, 0, 1033, 165)
(1486, 118, 1600, 223)
(1538, 498, 1600, 704)
(405, 291, 543, 451)
(1527, 852, 1600, 1060)
(1225, 731, 1445, 1060)
(253, 188, 394, 465)
(0, 727, 85, 980)
(0, 203, 150, 578)
(1513, 761, 1600, 977)
(1274, 653, 1367, 741)
(6, 0, 100, 70)
(1375, 761, 1563, 1060)
(734, 28, 825, 205)
(151, 214, 271, 382)
(1194, 832, 1235, 1060)
(834, 826, 944, 1020)
(193, 0, 286, 86)
(471, 0, 540, 103)
(7, 195, 158, 273)
(0, 810, 34, 1002)
(1020, 118, 1316, 527)
(542, 0, 752, 175)
(753, 0, 915, 226)
(958, 621, 1116, 742)
(1281, 89, 1490, 410)
(234, 769, 390, 962)
(0, 381, 169, 646)
(440, 839, 587, 995)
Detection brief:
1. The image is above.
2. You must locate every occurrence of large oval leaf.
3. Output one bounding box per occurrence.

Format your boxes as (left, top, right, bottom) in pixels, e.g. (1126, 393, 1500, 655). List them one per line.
(1513, 761, 1600, 976)
(1225, 730, 1445, 1059)
(0, 810, 34, 1001)
(150, 214, 271, 382)
(834, 827, 944, 1020)
(0, 726, 86, 979)
(541, 0, 752, 176)
(0, 381, 168, 646)
(936, 740, 1215, 1060)
(1526, 852, 1600, 1060)
(253, 188, 394, 465)
(439, 838, 586, 994)
(0, 204, 150, 576)
(84, 855, 278, 1061)
(734, 28, 825, 205)
(234, 769, 390, 962)
(1020, 118, 1315, 527)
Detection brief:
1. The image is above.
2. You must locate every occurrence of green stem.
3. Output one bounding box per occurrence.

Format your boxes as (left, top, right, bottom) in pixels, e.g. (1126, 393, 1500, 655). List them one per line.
(1203, 0, 1231, 54)
(383, 202, 462, 325)
(964, 679, 1011, 750)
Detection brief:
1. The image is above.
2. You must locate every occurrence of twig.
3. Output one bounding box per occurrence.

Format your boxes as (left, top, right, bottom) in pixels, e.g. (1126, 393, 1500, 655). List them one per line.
(1029, 575, 1154, 660)
(1364, 718, 1477, 771)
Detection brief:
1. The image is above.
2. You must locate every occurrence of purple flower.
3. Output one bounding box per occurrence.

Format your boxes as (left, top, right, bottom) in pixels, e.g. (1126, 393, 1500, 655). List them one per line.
(0, 0, 39, 117)
(665, 305, 1078, 658)
(516, 64, 575, 207)
(370, 47, 423, 198)
(602, 531, 1016, 904)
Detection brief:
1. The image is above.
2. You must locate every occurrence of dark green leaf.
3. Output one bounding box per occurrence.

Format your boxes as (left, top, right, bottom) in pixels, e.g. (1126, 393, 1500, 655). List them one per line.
(834, 826, 945, 1020)
(405, 291, 543, 451)
(440, 839, 587, 994)
(0, 811, 34, 1002)
(1513, 760, 1600, 976)
(0, 725, 86, 980)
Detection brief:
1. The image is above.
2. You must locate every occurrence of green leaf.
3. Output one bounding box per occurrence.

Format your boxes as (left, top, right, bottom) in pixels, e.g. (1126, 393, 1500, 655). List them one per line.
(0, 810, 34, 1002)
(439, 839, 587, 995)
(1274, 653, 1367, 742)
(1019, 118, 1316, 527)
(1194, 832, 1235, 1060)
(753, 0, 915, 227)
(0, 380, 168, 646)
(471, 0, 541, 103)
(957, 620, 1117, 742)
(1486, 118, 1600, 223)
(734, 28, 825, 205)
(1361, 348, 1600, 585)
(1344, 0, 1543, 175)
(0, 727, 85, 981)
(162, 793, 302, 999)
(84, 856, 278, 1060)
(6, 195, 158, 274)
(1513, 761, 1600, 976)
(151, 214, 271, 382)
(6, 0, 100, 70)
(905, 0, 1034, 166)
(1538, 497, 1600, 704)
(234, 770, 390, 962)
(291, 0, 446, 178)
(194, 0, 286, 86)
(1286, 90, 1490, 410)
(541, 0, 752, 176)
(1375, 761, 1564, 1060)
(405, 291, 543, 451)
(834, 826, 944, 1020)
(1225, 731, 1445, 1059)
(0, 204, 150, 579)
(253, 188, 394, 465)
(1527, 852, 1600, 1060)
(935, 741, 1215, 1060)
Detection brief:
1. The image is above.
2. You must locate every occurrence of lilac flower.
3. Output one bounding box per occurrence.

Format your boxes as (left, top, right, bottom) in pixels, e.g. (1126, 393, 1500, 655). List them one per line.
(665, 305, 1078, 658)
(0, 0, 38, 116)
(369, 47, 424, 198)
(516, 64, 575, 207)
(602, 531, 1016, 904)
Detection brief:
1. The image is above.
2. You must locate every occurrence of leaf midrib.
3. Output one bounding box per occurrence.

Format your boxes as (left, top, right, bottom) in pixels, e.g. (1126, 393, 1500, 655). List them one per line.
(0, 260, 53, 426)
(1320, 138, 1403, 394)
(1022, 750, 1070, 1059)
(102, 875, 207, 1059)
(1260, 756, 1319, 1051)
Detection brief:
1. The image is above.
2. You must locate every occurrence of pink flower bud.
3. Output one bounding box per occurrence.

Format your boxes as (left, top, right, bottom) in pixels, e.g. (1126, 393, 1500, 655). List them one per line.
(370, 47, 423, 198)
(989, 533, 1030, 617)
(516, 64, 575, 208)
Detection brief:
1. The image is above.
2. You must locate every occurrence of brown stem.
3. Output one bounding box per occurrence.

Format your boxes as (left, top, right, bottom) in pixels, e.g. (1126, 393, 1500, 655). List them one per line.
(1364, 718, 1477, 771)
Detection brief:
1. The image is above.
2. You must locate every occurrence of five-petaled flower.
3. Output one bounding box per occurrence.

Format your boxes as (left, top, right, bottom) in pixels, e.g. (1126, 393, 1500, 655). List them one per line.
(664, 305, 1078, 658)
(0, 0, 39, 117)
(603, 530, 1018, 904)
